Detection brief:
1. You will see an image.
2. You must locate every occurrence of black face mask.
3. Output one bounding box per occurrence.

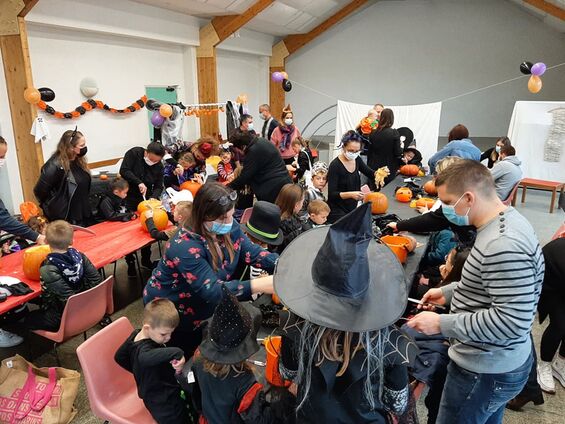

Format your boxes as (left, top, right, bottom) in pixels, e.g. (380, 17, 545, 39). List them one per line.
(77, 146, 88, 157)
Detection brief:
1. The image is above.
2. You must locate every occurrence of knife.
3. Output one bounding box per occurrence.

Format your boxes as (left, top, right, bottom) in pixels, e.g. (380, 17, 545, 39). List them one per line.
(70, 225, 96, 236)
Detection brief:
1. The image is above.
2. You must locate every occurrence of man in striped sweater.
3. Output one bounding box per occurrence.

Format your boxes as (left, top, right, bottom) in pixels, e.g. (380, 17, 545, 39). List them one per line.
(408, 160, 544, 424)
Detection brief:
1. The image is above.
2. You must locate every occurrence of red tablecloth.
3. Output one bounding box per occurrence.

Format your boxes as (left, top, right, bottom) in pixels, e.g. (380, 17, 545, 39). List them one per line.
(0, 218, 168, 315)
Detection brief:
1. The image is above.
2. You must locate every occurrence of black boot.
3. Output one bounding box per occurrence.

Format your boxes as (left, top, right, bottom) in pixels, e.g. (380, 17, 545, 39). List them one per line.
(506, 392, 544, 411)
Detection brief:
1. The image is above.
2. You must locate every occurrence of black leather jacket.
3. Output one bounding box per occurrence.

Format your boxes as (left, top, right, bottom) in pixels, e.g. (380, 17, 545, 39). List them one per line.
(33, 156, 77, 221)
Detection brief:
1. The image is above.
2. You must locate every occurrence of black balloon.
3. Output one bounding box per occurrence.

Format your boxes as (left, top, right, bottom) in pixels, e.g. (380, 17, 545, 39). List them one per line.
(282, 79, 292, 92)
(520, 61, 533, 75)
(38, 87, 55, 102)
(146, 98, 161, 111)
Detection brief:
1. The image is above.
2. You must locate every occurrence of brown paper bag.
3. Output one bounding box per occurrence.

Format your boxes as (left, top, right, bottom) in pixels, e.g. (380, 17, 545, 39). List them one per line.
(0, 355, 79, 424)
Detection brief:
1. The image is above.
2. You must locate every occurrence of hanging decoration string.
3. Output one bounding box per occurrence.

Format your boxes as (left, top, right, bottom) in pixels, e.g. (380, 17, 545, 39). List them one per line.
(34, 95, 148, 119)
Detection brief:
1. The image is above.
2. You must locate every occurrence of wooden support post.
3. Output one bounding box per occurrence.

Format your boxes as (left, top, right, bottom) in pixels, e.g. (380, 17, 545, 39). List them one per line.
(0, 15, 43, 202)
(269, 41, 289, 118)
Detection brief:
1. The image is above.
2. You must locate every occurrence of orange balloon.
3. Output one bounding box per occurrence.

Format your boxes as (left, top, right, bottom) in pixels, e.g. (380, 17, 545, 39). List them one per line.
(528, 75, 542, 94)
(24, 87, 41, 104)
(159, 104, 173, 118)
(280, 71, 288, 79)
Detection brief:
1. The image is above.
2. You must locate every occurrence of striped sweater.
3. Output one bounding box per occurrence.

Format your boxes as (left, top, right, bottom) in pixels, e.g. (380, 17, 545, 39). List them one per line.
(439, 207, 544, 373)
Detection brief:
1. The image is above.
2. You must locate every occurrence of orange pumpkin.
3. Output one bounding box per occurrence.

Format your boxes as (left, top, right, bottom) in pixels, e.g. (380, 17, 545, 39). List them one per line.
(423, 180, 438, 196)
(99, 174, 108, 181)
(140, 208, 169, 232)
(23, 245, 51, 280)
(399, 164, 420, 176)
(381, 235, 412, 264)
(19, 201, 40, 223)
(416, 197, 436, 209)
(395, 187, 413, 203)
(137, 199, 162, 215)
(179, 181, 202, 198)
(364, 192, 388, 214)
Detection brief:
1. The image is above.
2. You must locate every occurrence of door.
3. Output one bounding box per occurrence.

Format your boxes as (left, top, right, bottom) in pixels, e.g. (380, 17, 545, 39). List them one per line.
(145, 86, 178, 141)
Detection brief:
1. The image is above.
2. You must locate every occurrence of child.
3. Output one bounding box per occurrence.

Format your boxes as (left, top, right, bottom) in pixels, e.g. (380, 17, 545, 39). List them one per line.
(96, 177, 136, 222)
(299, 161, 328, 221)
(23, 220, 102, 331)
(190, 286, 277, 424)
(216, 147, 236, 184)
(275, 183, 305, 253)
(145, 199, 192, 241)
(287, 137, 313, 187)
(164, 151, 199, 190)
(115, 298, 187, 424)
(302, 199, 330, 231)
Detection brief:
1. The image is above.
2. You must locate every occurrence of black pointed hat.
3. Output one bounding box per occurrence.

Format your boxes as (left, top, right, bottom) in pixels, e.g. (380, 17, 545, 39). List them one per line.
(199, 286, 261, 364)
(274, 203, 407, 332)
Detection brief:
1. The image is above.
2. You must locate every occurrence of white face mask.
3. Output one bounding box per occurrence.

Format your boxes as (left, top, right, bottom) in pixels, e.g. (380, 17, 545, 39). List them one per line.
(144, 156, 158, 166)
(0, 158, 5, 169)
(247, 122, 254, 131)
(495, 145, 501, 153)
(259, 113, 267, 120)
(284, 118, 293, 126)
(344, 150, 360, 161)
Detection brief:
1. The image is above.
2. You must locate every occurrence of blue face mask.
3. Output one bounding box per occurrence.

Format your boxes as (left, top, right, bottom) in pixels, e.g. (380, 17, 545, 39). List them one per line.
(208, 220, 233, 235)
(442, 193, 470, 226)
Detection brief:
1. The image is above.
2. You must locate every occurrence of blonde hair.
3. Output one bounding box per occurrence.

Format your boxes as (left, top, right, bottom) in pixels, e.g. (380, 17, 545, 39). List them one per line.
(175, 200, 192, 228)
(45, 220, 73, 250)
(143, 298, 179, 329)
(179, 152, 196, 167)
(435, 156, 463, 175)
(199, 356, 252, 379)
(308, 200, 330, 215)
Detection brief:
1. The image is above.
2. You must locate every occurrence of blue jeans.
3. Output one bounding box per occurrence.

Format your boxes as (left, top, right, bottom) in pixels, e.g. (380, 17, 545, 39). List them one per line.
(436, 353, 533, 424)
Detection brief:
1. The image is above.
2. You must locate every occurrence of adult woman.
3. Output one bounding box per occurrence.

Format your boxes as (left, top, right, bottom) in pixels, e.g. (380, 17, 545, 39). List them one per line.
(367, 108, 402, 186)
(481, 136, 511, 169)
(427, 124, 480, 174)
(34, 129, 91, 225)
(0, 137, 46, 348)
(270, 104, 301, 164)
(327, 131, 375, 223)
(143, 183, 276, 356)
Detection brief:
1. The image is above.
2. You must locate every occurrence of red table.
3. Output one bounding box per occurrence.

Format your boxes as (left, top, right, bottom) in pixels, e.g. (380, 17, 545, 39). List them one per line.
(0, 218, 168, 315)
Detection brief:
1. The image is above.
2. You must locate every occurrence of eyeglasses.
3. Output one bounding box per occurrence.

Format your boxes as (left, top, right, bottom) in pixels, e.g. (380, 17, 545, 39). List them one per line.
(216, 190, 238, 206)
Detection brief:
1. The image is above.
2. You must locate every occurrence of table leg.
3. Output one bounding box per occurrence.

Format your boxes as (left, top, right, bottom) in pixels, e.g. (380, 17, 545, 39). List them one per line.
(550, 188, 556, 214)
(521, 185, 527, 203)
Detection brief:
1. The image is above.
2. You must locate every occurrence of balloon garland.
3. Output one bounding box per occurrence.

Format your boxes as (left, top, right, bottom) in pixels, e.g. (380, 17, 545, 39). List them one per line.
(519, 61, 546, 93)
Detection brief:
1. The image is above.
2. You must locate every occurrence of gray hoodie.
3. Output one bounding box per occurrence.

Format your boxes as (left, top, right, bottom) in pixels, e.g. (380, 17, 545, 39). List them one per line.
(490, 155, 522, 200)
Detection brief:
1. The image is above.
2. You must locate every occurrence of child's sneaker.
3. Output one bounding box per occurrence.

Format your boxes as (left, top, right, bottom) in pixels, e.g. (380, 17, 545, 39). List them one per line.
(0, 329, 23, 348)
(552, 355, 565, 388)
(537, 360, 556, 394)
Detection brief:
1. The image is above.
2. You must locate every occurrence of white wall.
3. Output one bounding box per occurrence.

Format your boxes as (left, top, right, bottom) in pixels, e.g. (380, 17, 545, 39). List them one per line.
(286, 0, 565, 137)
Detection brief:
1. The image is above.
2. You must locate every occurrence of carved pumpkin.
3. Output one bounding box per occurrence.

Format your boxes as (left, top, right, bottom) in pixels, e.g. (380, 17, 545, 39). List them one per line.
(364, 192, 388, 214)
(381, 235, 412, 264)
(179, 181, 202, 198)
(399, 164, 420, 176)
(395, 187, 413, 203)
(416, 197, 436, 209)
(23, 245, 51, 280)
(140, 208, 169, 232)
(137, 199, 162, 215)
(423, 180, 438, 196)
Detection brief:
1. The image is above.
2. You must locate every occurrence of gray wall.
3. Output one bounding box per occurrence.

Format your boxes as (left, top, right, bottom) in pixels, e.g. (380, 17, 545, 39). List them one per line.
(287, 0, 565, 137)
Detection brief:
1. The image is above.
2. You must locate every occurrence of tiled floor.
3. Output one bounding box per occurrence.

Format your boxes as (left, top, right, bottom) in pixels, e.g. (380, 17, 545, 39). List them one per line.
(1, 189, 563, 423)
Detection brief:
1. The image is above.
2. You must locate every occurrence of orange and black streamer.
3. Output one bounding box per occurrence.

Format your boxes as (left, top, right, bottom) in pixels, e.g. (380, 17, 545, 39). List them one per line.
(36, 95, 148, 119)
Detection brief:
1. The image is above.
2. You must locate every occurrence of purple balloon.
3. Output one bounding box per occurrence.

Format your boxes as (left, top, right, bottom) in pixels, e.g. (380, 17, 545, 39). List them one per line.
(271, 72, 284, 83)
(151, 111, 165, 127)
(531, 62, 546, 76)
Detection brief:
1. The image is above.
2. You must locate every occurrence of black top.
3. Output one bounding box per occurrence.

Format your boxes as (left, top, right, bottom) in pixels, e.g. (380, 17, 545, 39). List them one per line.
(261, 117, 279, 140)
(294, 149, 313, 180)
(120, 147, 164, 210)
(68, 162, 92, 225)
(327, 156, 374, 223)
(367, 127, 402, 185)
(228, 138, 291, 203)
(277, 215, 304, 253)
(115, 330, 186, 423)
(96, 192, 135, 223)
(0, 197, 39, 242)
(480, 147, 498, 169)
(538, 238, 565, 323)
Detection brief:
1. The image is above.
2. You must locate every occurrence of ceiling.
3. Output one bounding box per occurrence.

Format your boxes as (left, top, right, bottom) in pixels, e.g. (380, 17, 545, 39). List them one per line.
(131, 0, 356, 36)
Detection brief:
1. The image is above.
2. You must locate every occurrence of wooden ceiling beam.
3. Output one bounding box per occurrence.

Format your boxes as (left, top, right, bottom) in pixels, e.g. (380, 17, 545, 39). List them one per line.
(524, 0, 565, 21)
(212, 0, 274, 43)
(19, 0, 40, 17)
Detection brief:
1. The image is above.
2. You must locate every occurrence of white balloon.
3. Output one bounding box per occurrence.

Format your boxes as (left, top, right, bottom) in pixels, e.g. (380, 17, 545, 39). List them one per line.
(80, 77, 99, 98)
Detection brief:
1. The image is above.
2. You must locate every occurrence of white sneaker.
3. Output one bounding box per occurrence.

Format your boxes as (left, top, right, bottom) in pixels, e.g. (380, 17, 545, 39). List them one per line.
(538, 360, 556, 394)
(552, 355, 565, 388)
(0, 329, 24, 348)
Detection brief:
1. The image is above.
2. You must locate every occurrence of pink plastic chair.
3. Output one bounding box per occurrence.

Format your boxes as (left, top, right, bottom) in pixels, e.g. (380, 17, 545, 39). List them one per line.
(77, 317, 157, 424)
(503, 182, 520, 206)
(32, 276, 114, 365)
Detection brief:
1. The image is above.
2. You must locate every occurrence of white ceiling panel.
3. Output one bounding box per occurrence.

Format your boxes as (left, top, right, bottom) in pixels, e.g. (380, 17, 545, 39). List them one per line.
(302, 0, 340, 18)
(286, 12, 316, 31)
(254, 2, 302, 26)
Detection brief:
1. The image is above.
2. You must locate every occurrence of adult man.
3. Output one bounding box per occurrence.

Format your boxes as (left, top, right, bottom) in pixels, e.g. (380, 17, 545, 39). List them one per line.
(490, 145, 522, 201)
(408, 160, 544, 424)
(120, 141, 165, 270)
(239, 114, 256, 135)
(259, 104, 279, 140)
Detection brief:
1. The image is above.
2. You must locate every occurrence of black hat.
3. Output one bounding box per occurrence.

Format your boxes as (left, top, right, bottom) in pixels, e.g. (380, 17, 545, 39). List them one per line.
(199, 286, 262, 364)
(274, 203, 407, 332)
(241, 201, 284, 246)
(398, 127, 414, 147)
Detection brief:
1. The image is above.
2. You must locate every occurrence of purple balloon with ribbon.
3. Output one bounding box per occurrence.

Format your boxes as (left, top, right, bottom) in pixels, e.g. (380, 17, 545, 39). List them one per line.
(271, 72, 284, 83)
(151, 110, 166, 127)
(531, 62, 546, 76)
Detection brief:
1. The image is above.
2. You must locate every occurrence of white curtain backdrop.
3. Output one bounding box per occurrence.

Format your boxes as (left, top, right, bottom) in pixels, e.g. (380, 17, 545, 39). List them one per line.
(507, 101, 565, 182)
(334, 100, 442, 164)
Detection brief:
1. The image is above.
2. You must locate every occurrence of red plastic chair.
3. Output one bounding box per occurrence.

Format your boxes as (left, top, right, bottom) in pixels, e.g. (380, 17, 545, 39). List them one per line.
(32, 276, 114, 365)
(77, 317, 157, 424)
(502, 182, 520, 206)
(552, 223, 565, 241)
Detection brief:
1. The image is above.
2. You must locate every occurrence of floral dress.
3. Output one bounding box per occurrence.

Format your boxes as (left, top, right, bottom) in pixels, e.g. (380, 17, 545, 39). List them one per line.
(143, 223, 278, 337)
